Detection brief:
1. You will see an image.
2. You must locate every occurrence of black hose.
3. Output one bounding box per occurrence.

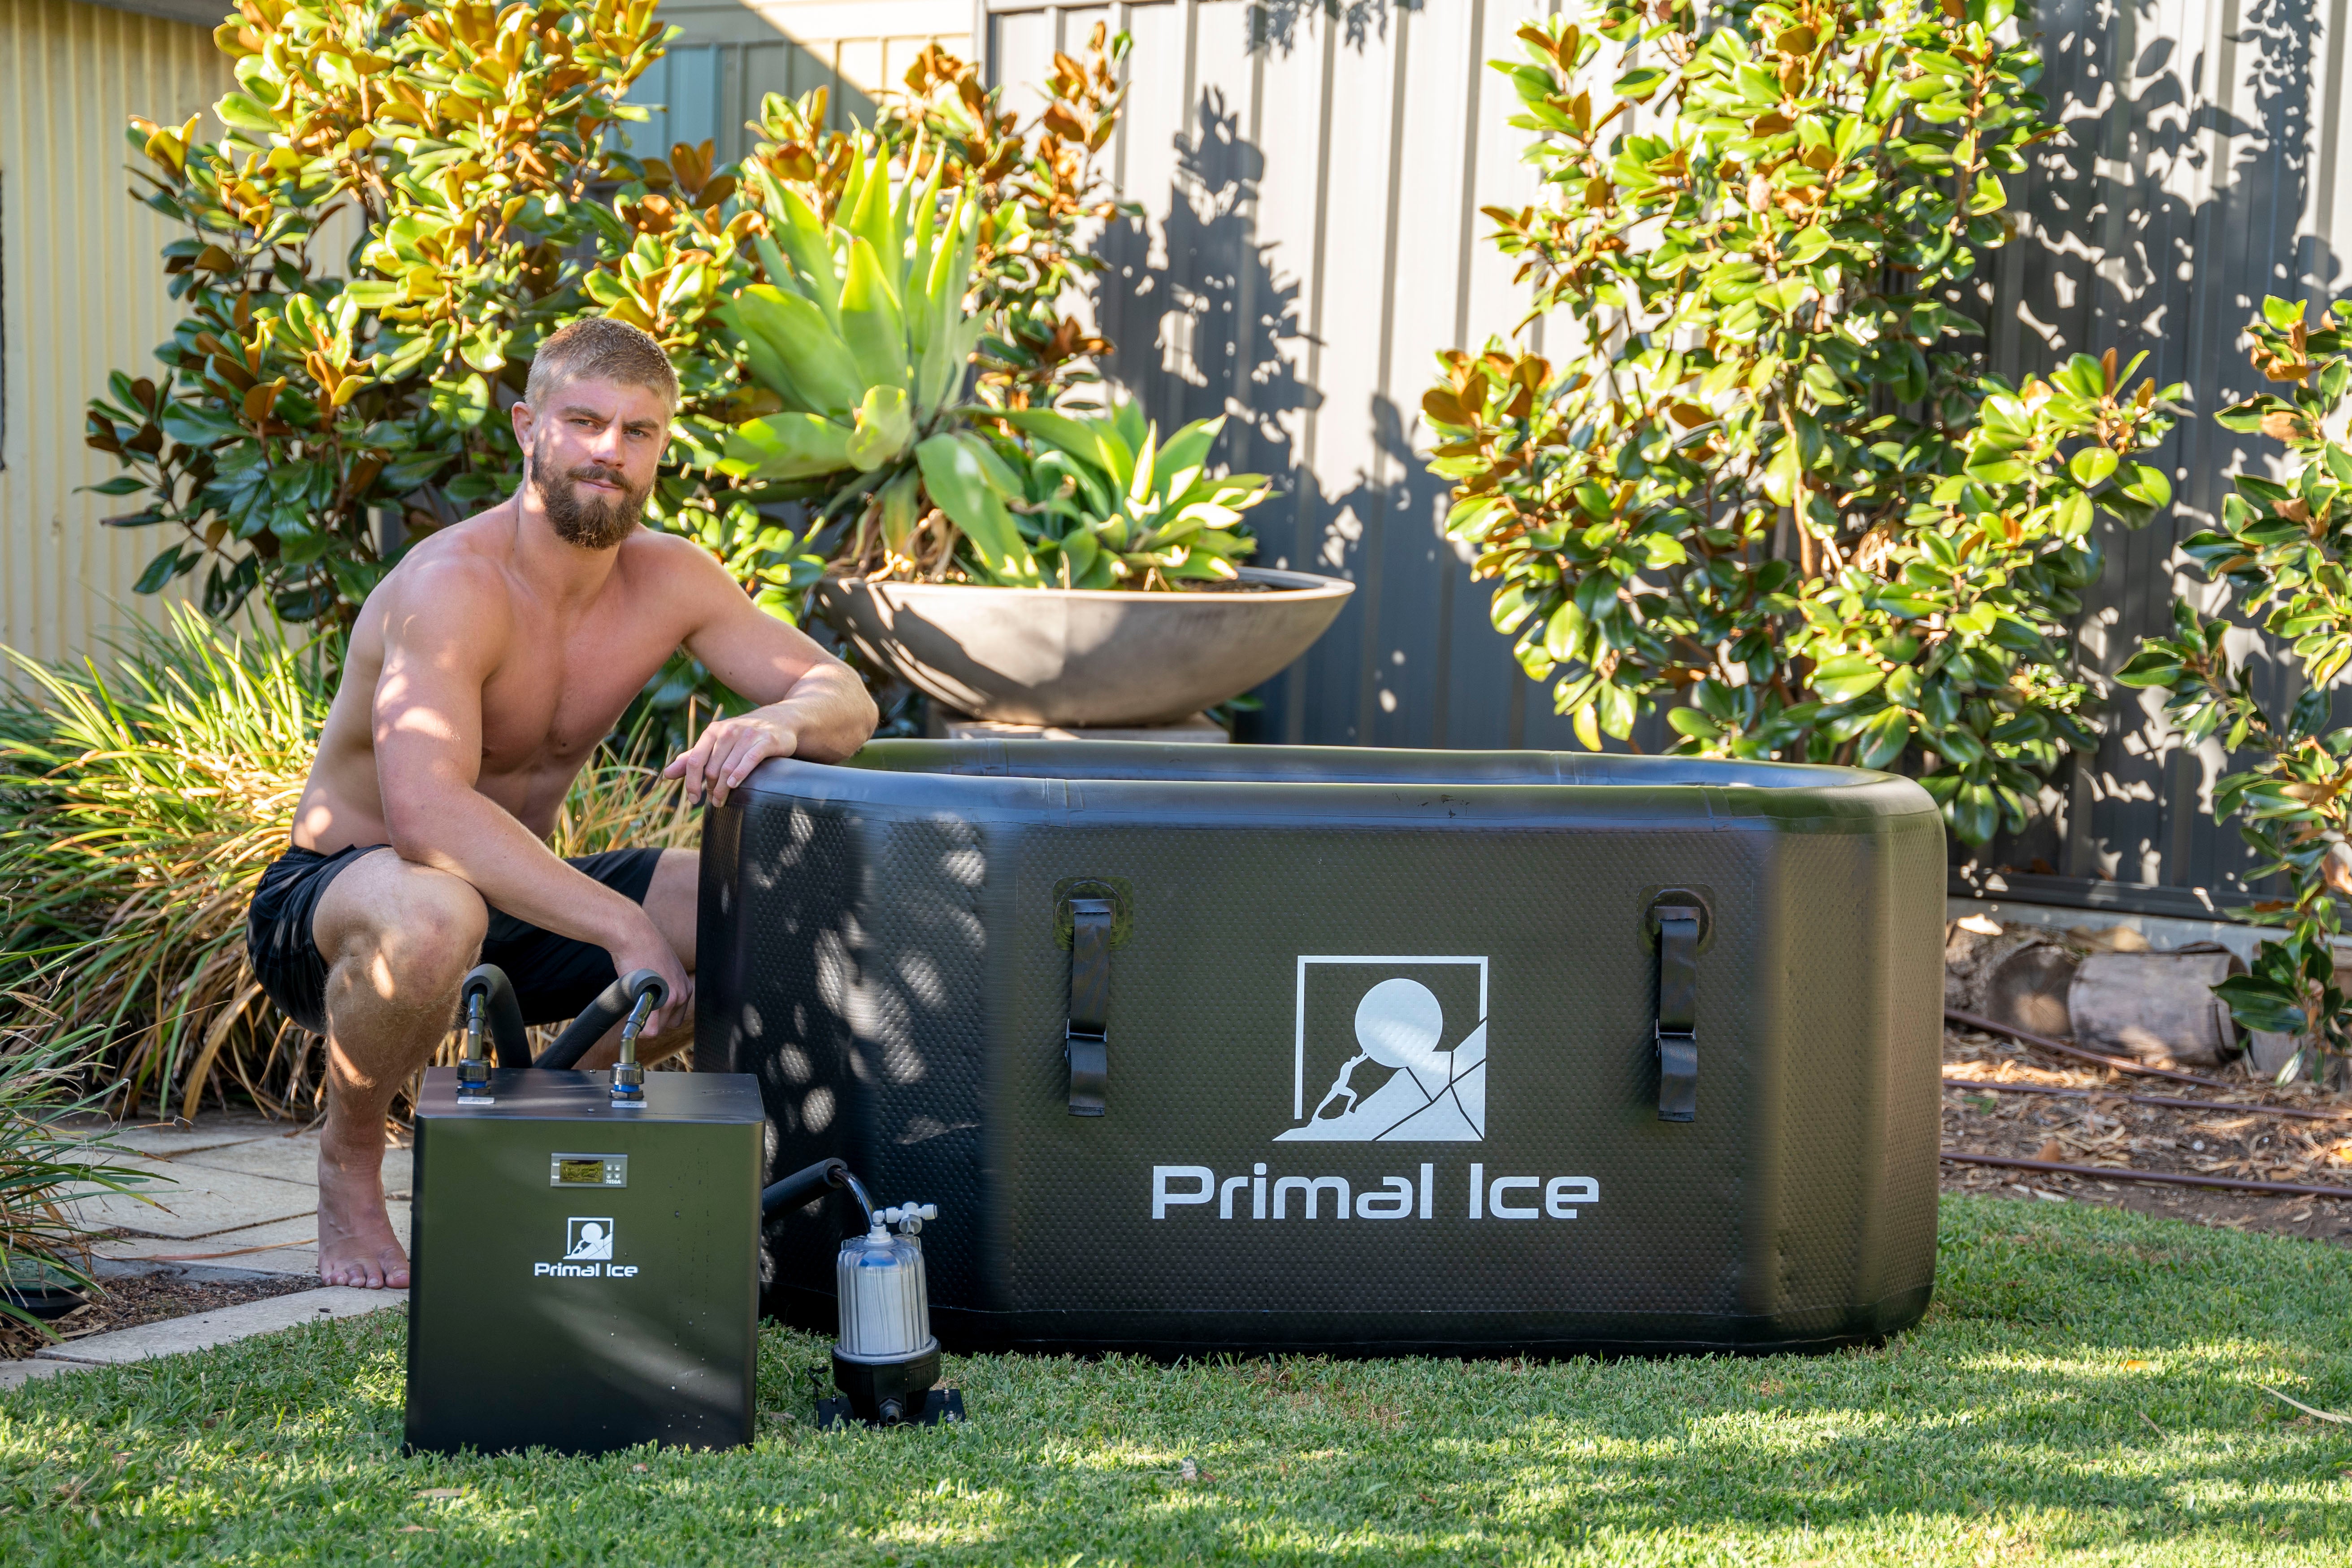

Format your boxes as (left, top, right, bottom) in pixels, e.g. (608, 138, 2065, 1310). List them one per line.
(459, 965, 531, 1068)
(1942, 1149, 2352, 1201)
(1945, 1007, 2247, 1093)
(760, 1158, 848, 1216)
(759, 1157, 880, 1228)
(534, 969, 668, 1070)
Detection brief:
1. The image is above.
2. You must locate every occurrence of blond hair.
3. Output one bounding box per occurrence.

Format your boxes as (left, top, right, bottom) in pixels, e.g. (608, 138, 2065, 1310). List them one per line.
(525, 317, 679, 412)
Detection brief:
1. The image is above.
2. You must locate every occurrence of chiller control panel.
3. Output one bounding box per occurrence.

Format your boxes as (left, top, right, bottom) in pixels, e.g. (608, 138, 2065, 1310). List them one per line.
(549, 1153, 628, 1188)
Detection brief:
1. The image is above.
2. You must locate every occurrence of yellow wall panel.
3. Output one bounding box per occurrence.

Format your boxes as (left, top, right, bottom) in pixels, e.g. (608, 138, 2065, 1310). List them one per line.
(0, 0, 955, 671)
(0, 0, 230, 667)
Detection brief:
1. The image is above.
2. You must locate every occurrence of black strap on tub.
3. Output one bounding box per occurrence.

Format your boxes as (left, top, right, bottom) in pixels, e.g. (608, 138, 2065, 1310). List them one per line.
(1653, 905, 1700, 1122)
(1065, 898, 1112, 1116)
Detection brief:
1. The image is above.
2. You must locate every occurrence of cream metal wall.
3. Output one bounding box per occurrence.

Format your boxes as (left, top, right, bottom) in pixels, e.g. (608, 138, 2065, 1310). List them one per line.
(0, 0, 229, 668)
(0, 0, 951, 674)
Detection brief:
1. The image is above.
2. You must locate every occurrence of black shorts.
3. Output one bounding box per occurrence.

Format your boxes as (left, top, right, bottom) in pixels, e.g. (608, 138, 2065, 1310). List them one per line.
(244, 843, 667, 1036)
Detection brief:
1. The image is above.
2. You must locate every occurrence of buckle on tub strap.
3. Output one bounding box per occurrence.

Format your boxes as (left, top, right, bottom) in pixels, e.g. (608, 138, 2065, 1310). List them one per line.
(1653, 905, 1700, 1123)
(1064, 898, 1113, 1116)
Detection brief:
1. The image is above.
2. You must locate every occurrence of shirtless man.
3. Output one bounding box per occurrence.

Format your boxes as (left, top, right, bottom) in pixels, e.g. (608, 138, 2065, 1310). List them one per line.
(244, 318, 877, 1290)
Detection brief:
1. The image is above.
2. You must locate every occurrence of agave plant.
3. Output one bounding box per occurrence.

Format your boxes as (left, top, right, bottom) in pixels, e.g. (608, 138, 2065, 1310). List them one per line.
(718, 143, 1037, 582)
(997, 405, 1269, 589)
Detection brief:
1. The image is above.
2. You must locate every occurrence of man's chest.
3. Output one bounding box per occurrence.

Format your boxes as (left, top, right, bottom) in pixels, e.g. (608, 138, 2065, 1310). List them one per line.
(476, 613, 678, 766)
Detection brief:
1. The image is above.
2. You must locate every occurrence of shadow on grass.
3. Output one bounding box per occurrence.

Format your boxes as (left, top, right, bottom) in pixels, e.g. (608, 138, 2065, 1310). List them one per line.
(3, 1196, 2351, 1564)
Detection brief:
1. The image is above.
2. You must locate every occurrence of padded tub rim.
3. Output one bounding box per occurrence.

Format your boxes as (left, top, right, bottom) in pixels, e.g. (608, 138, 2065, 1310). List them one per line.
(740, 742, 1942, 830)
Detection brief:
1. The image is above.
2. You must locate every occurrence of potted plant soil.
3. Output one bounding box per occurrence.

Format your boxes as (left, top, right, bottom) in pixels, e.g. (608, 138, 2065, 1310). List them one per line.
(716, 144, 1350, 727)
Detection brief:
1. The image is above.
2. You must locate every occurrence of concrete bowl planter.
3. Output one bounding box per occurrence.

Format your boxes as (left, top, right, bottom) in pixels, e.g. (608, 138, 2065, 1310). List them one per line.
(813, 565, 1354, 727)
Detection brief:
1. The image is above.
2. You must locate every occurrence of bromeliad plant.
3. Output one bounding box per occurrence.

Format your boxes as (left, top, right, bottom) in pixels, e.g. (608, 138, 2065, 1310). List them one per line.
(995, 406, 1267, 589)
(1429, 0, 2179, 844)
(2118, 297, 2352, 1072)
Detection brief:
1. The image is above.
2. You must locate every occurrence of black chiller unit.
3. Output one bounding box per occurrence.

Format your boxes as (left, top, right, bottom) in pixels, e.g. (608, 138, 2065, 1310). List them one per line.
(698, 742, 1947, 1359)
(405, 967, 959, 1456)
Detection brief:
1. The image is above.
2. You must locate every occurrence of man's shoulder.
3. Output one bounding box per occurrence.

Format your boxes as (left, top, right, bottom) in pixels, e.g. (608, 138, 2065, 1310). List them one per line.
(618, 524, 723, 573)
(616, 525, 737, 603)
(375, 532, 518, 637)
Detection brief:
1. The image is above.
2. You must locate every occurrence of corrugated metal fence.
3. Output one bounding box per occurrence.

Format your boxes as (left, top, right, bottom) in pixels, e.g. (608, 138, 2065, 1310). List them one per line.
(9, 0, 2338, 914)
(0, 0, 230, 668)
(991, 0, 1562, 758)
(986, 0, 2352, 916)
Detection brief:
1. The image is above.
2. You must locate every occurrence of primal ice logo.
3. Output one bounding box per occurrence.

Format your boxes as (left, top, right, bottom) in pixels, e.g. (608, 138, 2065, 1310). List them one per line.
(565, 1217, 615, 1260)
(532, 1216, 637, 1279)
(1278, 957, 1488, 1142)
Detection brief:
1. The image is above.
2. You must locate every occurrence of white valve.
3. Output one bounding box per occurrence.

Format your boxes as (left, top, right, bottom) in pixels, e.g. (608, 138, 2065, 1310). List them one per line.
(879, 1203, 938, 1235)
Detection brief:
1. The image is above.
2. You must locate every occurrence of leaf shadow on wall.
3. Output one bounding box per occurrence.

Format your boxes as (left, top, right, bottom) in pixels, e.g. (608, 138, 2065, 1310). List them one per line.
(1970, 0, 2339, 897)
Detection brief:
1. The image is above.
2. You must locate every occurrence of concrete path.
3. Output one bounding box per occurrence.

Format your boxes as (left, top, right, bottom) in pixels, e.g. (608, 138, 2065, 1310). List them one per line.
(0, 1119, 415, 1392)
(2, 1268, 399, 1389)
(67, 1113, 410, 1280)
(36, 1286, 394, 1365)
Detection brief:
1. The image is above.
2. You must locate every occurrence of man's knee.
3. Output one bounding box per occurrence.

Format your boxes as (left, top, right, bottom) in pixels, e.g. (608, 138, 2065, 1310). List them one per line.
(329, 866, 487, 1004)
(645, 847, 700, 969)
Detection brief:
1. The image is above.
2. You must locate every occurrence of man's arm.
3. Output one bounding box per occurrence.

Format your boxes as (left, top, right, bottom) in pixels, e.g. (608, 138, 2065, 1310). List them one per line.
(373, 560, 692, 1019)
(666, 543, 879, 806)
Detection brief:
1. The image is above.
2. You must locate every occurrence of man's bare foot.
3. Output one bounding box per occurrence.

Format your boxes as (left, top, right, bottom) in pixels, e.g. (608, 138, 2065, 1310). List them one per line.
(316, 1146, 410, 1289)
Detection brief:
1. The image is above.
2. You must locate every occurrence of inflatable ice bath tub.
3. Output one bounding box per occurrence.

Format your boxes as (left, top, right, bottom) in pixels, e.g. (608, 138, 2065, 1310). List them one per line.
(697, 743, 1944, 1356)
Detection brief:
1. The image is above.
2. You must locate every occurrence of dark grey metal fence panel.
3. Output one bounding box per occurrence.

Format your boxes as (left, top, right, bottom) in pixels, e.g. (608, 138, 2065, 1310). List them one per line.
(968, 0, 2342, 912)
(625, 38, 888, 167)
(1970, 0, 2348, 907)
(992, 0, 1567, 751)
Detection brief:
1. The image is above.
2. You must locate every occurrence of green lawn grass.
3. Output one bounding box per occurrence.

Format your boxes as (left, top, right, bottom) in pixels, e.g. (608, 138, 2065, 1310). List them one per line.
(4, 1194, 2352, 1565)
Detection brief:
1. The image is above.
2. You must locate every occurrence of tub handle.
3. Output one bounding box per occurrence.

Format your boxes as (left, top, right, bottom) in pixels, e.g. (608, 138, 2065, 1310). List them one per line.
(1654, 905, 1700, 1122)
(1065, 898, 1113, 1116)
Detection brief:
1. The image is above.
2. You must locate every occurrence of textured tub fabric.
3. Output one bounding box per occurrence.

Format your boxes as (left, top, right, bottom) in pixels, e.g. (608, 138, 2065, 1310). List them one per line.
(698, 743, 1945, 1357)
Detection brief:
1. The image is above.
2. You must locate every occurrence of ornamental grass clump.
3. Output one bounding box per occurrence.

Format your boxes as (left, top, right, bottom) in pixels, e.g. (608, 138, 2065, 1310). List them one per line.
(0, 611, 699, 1123)
(1428, 0, 2179, 845)
(0, 608, 330, 1121)
(0, 1031, 161, 1345)
(2118, 298, 2352, 1076)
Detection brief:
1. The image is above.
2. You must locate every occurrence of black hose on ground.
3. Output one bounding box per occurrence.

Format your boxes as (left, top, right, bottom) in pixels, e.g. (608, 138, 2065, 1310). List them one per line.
(1942, 1149, 2352, 1201)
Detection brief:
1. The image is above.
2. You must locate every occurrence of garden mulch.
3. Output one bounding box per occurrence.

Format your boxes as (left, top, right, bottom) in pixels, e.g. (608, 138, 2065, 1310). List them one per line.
(40, 1270, 309, 1349)
(0, 1267, 312, 1363)
(1940, 1021, 2352, 1241)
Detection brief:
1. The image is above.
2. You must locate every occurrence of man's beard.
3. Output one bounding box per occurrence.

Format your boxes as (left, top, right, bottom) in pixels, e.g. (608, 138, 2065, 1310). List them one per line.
(530, 436, 650, 550)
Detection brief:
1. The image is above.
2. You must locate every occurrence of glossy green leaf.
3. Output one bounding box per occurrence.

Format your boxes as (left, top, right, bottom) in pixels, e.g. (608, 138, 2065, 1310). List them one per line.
(916, 433, 1035, 582)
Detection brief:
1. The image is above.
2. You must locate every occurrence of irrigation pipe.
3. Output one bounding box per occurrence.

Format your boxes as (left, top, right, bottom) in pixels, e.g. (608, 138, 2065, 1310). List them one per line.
(1940, 1075, 2352, 1124)
(1944, 1008, 2256, 1091)
(1940, 1150, 2352, 1201)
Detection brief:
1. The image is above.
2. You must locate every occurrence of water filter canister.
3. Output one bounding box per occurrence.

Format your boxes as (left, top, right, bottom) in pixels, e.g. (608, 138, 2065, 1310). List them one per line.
(835, 1205, 936, 1360)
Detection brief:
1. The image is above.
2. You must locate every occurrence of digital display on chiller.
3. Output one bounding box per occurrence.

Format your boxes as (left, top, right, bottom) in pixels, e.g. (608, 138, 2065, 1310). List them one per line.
(549, 1152, 625, 1188)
